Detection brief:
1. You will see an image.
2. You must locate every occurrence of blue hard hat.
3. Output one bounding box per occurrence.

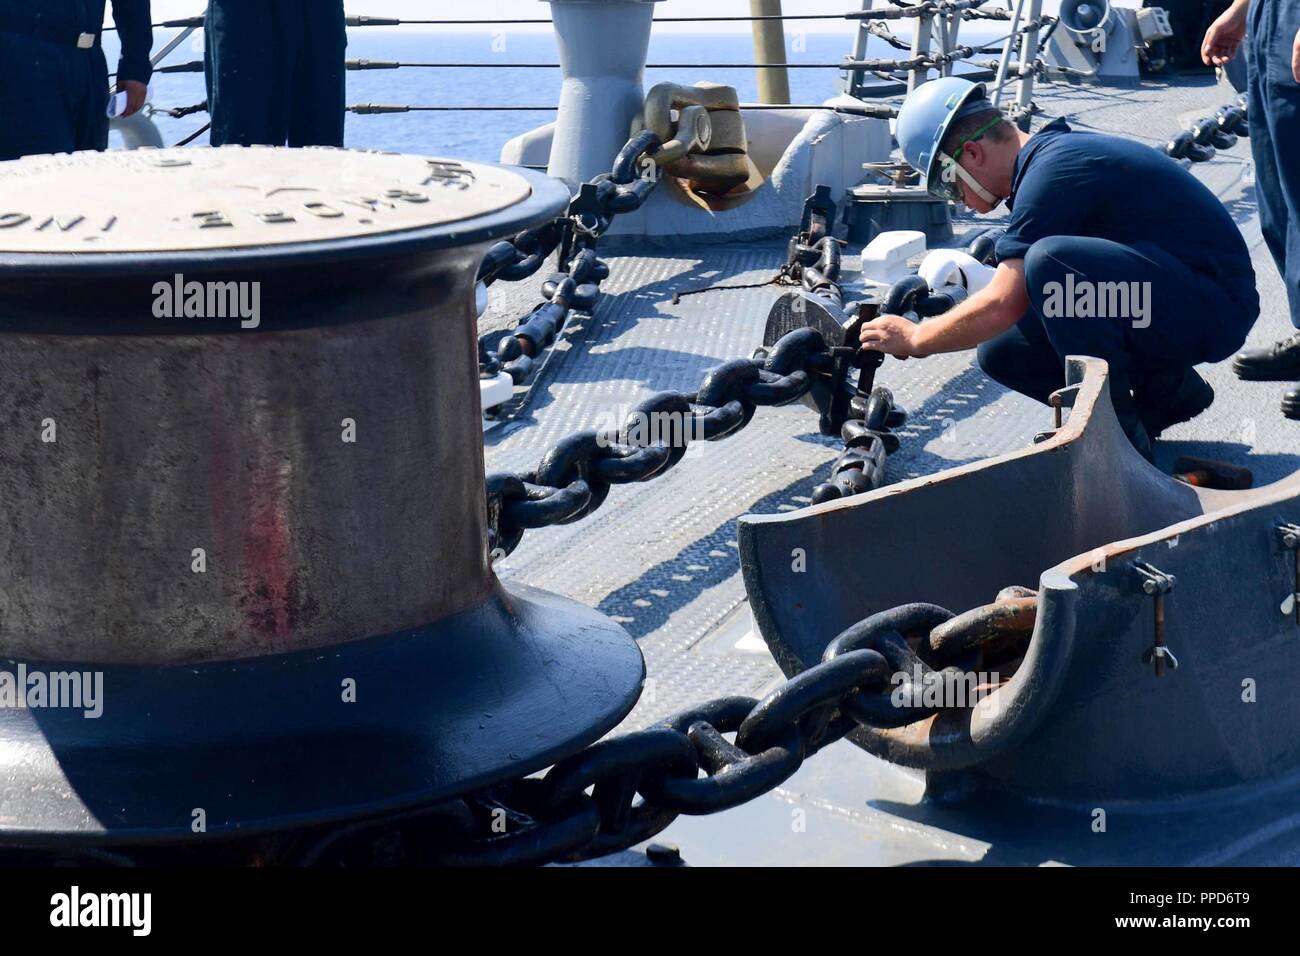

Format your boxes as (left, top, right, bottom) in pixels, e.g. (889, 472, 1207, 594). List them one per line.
(895, 77, 994, 198)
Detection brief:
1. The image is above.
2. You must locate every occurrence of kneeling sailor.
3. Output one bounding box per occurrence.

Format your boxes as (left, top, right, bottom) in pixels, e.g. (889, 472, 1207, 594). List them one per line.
(858, 77, 1259, 457)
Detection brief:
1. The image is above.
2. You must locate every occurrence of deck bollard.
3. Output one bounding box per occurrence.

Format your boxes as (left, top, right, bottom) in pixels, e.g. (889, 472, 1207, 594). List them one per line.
(546, 0, 663, 185)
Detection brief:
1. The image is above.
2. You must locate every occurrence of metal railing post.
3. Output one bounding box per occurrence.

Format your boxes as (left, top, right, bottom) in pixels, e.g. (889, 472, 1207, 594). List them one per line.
(939, 3, 960, 76)
(990, 0, 1026, 108)
(1013, 0, 1043, 129)
(908, 8, 934, 93)
(749, 0, 791, 104)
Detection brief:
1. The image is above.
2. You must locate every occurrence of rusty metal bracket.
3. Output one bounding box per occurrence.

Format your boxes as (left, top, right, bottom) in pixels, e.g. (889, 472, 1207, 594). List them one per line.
(1033, 381, 1084, 444)
(1134, 561, 1178, 676)
(1048, 381, 1082, 430)
(1277, 522, 1300, 625)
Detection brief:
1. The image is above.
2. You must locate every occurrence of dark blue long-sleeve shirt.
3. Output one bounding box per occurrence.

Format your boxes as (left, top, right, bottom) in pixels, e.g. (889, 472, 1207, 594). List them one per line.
(0, 0, 153, 83)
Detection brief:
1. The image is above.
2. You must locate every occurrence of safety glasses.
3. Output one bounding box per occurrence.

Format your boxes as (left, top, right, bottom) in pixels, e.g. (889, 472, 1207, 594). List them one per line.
(930, 114, 1005, 202)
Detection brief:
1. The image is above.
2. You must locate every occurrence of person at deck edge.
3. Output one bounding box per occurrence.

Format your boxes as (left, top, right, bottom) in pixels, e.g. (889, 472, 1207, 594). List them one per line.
(858, 77, 1259, 459)
(205, 0, 347, 148)
(1202, 0, 1300, 418)
(0, 0, 152, 162)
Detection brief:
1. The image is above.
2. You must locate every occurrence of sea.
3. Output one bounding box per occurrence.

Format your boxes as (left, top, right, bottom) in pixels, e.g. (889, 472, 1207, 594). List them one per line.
(101, 26, 1005, 160)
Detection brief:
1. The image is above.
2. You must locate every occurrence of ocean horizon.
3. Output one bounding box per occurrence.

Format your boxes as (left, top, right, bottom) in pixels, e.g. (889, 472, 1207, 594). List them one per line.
(103, 27, 1007, 161)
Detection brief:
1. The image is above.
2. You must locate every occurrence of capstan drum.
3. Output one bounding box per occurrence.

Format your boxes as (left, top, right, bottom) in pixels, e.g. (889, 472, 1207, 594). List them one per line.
(0, 146, 643, 847)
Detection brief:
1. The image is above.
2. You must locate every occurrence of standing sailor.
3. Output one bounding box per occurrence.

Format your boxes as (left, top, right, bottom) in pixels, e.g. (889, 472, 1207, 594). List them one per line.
(0, 0, 152, 162)
(1202, 0, 1300, 417)
(205, 0, 347, 148)
(858, 77, 1259, 458)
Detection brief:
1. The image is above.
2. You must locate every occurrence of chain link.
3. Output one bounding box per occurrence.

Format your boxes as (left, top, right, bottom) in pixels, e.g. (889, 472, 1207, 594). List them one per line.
(1164, 98, 1248, 164)
(477, 131, 666, 384)
(405, 589, 1037, 866)
(485, 324, 834, 557)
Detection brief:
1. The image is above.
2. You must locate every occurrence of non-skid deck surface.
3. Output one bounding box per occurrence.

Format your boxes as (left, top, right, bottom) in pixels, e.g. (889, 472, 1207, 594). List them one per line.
(480, 71, 1300, 865)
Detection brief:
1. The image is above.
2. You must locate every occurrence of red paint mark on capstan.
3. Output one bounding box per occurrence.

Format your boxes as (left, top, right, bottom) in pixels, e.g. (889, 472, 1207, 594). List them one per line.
(241, 438, 297, 645)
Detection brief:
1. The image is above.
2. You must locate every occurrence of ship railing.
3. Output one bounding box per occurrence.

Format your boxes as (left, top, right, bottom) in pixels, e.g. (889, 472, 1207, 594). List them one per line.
(109, 3, 1055, 149)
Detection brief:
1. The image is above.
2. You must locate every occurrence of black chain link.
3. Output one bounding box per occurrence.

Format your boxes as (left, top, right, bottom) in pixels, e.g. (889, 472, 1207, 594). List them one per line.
(484, 182, 987, 553)
(477, 131, 665, 384)
(485, 324, 832, 558)
(1164, 97, 1248, 164)
(413, 597, 1033, 866)
(781, 184, 845, 311)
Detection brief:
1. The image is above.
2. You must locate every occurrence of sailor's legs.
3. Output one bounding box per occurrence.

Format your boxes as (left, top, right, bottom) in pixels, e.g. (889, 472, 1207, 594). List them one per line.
(1246, 0, 1300, 329)
(980, 234, 1248, 397)
(979, 235, 1255, 452)
(975, 310, 1064, 407)
(206, 0, 346, 148)
(287, 0, 346, 149)
(205, 1, 284, 147)
(1021, 234, 1254, 371)
(0, 33, 108, 161)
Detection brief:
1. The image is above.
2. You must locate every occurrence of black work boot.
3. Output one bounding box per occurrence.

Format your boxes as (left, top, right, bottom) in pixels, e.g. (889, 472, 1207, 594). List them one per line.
(1283, 388, 1300, 421)
(1132, 367, 1215, 439)
(1115, 408, 1154, 462)
(1102, 371, 1154, 463)
(1233, 331, 1300, 381)
(1109, 376, 1154, 462)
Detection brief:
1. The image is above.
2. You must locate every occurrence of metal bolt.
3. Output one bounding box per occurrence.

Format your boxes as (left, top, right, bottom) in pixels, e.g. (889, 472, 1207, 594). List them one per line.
(645, 841, 682, 866)
(1277, 524, 1300, 625)
(1134, 561, 1176, 677)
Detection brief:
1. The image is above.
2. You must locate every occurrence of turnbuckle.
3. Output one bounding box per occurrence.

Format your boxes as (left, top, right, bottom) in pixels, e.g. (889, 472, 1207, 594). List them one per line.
(1134, 561, 1177, 677)
(1276, 523, 1300, 626)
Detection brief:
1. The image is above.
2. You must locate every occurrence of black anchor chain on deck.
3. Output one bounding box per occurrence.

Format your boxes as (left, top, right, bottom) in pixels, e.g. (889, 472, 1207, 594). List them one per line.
(304, 598, 1030, 867)
(485, 323, 834, 559)
(781, 183, 845, 310)
(1164, 97, 1248, 164)
(476, 131, 665, 385)
(483, 195, 1005, 555)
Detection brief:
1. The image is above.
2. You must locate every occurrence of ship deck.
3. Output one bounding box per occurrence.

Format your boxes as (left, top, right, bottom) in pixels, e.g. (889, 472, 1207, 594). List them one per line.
(479, 70, 1300, 866)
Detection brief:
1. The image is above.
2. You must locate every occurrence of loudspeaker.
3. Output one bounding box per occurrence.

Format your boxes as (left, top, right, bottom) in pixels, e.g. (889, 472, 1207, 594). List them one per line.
(1060, 0, 1113, 34)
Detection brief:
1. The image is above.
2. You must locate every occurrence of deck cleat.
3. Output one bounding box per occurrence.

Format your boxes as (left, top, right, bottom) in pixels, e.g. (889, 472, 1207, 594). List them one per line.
(0, 148, 644, 859)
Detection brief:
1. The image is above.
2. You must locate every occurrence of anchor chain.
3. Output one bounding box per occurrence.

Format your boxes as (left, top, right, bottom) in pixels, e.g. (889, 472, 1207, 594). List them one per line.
(390, 590, 1036, 867)
(1164, 97, 1248, 164)
(484, 187, 1003, 551)
(781, 184, 844, 310)
(477, 130, 666, 385)
(772, 184, 903, 504)
(485, 324, 835, 559)
(485, 184, 914, 557)
(803, 227, 1000, 503)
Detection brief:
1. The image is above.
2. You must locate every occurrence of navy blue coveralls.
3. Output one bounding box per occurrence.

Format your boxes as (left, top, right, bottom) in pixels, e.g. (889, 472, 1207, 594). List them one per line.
(977, 118, 1259, 413)
(204, 0, 347, 148)
(0, 0, 152, 161)
(1246, 0, 1300, 329)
